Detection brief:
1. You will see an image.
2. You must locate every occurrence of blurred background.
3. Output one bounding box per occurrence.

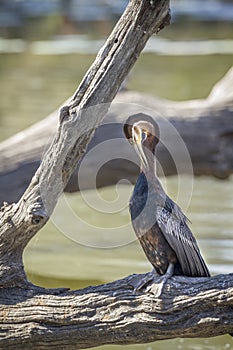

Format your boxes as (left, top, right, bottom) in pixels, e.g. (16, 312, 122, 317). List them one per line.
(0, 1, 233, 349)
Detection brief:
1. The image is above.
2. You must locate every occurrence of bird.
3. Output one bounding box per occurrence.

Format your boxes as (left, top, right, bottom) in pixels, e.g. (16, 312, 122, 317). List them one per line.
(123, 113, 210, 295)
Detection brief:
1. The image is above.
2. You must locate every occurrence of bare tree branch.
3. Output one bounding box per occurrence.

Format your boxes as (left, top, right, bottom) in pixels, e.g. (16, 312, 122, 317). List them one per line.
(0, 273, 232, 349)
(0, 0, 170, 288)
(0, 0, 232, 348)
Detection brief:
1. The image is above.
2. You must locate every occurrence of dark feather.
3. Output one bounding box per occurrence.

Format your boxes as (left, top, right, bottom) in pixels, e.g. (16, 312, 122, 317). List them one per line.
(157, 198, 210, 277)
(130, 172, 210, 277)
(124, 115, 210, 279)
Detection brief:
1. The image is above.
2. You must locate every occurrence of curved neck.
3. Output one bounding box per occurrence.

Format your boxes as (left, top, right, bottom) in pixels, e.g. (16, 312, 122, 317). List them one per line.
(140, 146, 156, 176)
(140, 148, 165, 195)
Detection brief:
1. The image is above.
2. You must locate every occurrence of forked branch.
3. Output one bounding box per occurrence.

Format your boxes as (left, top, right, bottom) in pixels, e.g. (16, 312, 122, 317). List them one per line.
(0, 0, 232, 348)
(0, 0, 170, 287)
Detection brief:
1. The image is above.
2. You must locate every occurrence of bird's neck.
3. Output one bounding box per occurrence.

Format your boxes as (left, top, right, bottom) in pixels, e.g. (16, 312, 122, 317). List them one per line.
(140, 152, 165, 195)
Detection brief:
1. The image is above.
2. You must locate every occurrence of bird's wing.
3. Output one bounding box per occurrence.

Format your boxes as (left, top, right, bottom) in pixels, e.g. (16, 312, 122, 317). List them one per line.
(156, 197, 210, 277)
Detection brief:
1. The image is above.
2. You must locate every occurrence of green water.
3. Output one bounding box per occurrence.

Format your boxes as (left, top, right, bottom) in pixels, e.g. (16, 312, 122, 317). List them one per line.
(0, 52, 232, 142)
(23, 177, 233, 350)
(0, 31, 233, 348)
(24, 176, 233, 287)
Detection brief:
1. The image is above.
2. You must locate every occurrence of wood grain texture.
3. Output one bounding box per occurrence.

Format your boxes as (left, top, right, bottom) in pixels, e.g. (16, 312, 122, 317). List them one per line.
(0, 273, 232, 349)
(0, 0, 232, 347)
(0, 0, 170, 287)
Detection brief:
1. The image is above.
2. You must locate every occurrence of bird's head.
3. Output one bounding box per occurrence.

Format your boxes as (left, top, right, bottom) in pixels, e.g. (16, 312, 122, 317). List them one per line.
(123, 113, 160, 171)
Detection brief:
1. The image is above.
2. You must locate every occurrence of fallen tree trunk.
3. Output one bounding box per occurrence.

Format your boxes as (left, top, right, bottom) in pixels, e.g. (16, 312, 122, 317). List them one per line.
(0, 66, 232, 205)
(1, 273, 233, 349)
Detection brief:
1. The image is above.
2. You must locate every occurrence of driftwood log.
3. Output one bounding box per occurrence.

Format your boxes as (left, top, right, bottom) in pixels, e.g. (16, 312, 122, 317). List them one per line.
(0, 0, 232, 348)
(0, 65, 233, 205)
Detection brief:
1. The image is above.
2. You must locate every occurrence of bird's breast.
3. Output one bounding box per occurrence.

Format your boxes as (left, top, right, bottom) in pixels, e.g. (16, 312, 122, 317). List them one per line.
(129, 173, 148, 222)
(129, 173, 158, 235)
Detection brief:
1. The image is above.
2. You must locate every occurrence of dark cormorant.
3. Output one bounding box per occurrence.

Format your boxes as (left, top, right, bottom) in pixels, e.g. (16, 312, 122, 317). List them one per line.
(124, 113, 210, 294)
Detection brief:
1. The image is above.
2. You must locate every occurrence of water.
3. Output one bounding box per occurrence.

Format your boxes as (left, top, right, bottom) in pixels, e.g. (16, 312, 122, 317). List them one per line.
(0, 52, 232, 143)
(0, 24, 233, 349)
(2, 0, 233, 23)
(23, 177, 233, 350)
(24, 176, 233, 286)
(1, 36, 233, 55)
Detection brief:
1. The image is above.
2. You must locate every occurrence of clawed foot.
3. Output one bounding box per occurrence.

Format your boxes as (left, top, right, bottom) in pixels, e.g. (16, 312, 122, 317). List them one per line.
(130, 270, 157, 293)
(144, 274, 170, 297)
(130, 263, 174, 297)
(133, 272, 168, 297)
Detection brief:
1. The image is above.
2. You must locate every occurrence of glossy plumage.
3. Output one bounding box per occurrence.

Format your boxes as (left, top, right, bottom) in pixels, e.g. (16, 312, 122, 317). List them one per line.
(124, 113, 210, 280)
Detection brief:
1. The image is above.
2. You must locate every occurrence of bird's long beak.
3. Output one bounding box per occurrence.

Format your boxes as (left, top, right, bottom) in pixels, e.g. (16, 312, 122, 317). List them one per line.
(134, 142, 148, 169)
(132, 128, 149, 169)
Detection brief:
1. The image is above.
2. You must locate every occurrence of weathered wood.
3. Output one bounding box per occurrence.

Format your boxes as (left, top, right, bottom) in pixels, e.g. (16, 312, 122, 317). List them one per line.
(0, 0, 168, 331)
(0, 67, 233, 204)
(0, 0, 232, 347)
(0, 273, 233, 349)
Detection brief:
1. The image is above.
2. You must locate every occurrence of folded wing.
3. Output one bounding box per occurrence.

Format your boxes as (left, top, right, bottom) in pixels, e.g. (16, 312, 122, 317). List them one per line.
(157, 197, 210, 277)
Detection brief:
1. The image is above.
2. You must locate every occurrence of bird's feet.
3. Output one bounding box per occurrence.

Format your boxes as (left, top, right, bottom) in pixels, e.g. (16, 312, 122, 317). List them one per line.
(144, 274, 170, 297)
(130, 263, 174, 297)
(130, 270, 157, 293)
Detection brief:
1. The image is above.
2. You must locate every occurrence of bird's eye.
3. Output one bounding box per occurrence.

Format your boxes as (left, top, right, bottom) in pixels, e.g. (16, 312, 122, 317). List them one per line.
(141, 131, 147, 142)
